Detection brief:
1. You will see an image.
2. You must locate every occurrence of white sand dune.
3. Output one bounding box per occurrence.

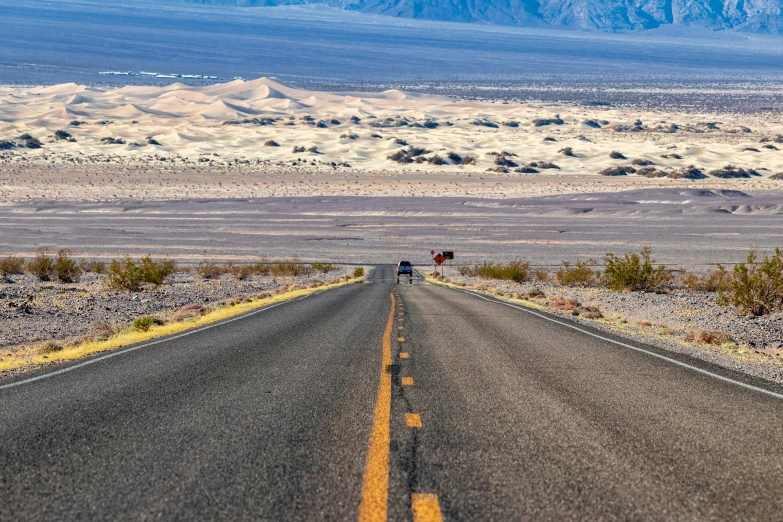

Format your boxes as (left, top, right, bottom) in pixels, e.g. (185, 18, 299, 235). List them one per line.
(1, 77, 783, 183)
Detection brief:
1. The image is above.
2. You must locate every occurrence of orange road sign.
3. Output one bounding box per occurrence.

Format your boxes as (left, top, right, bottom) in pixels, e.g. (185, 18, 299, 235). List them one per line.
(433, 254, 445, 265)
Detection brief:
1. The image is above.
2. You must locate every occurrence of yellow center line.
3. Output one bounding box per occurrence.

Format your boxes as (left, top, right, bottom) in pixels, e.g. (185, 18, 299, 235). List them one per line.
(406, 413, 422, 428)
(400, 352, 410, 359)
(411, 493, 444, 522)
(358, 292, 396, 522)
(402, 377, 414, 386)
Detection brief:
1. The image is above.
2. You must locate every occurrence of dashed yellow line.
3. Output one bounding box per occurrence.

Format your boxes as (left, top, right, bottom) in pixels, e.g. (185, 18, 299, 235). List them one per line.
(406, 413, 422, 428)
(400, 352, 410, 359)
(402, 377, 414, 386)
(358, 292, 396, 522)
(411, 493, 444, 522)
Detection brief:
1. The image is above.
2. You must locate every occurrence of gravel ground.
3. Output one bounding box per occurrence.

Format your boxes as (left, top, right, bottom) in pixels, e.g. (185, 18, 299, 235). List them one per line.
(0, 267, 358, 352)
(434, 267, 783, 383)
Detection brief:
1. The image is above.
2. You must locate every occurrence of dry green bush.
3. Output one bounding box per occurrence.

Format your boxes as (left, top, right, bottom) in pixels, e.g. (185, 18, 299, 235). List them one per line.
(679, 267, 732, 292)
(39, 341, 63, 354)
(603, 246, 672, 292)
(556, 260, 597, 287)
(474, 260, 530, 283)
(353, 267, 365, 278)
(133, 316, 164, 332)
(139, 256, 175, 285)
(533, 268, 551, 282)
(312, 262, 336, 273)
(54, 249, 81, 283)
(230, 264, 255, 280)
(196, 261, 225, 280)
(0, 256, 25, 280)
(80, 259, 106, 273)
(549, 296, 580, 311)
(718, 248, 783, 316)
(270, 258, 311, 277)
(574, 305, 603, 319)
(525, 288, 546, 298)
(107, 256, 143, 291)
(27, 248, 55, 281)
(87, 320, 118, 340)
(172, 303, 204, 322)
(685, 329, 735, 346)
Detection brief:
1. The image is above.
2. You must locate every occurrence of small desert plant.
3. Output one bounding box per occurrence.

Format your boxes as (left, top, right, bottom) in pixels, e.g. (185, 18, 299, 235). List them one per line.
(609, 151, 626, 159)
(87, 320, 117, 340)
(230, 264, 255, 280)
(718, 248, 783, 316)
(292, 146, 306, 153)
(474, 260, 530, 283)
(461, 156, 477, 165)
(106, 256, 144, 291)
(307, 146, 319, 153)
(446, 152, 462, 164)
(133, 316, 164, 332)
(603, 246, 672, 292)
(40, 341, 63, 354)
(556, 260, 597, 287)
(312, 262, 336, 273)
(0, 256, 25, 281)
(139, 256, 175, 285)
(54, 249, 81, 283)
(525, 288, 546, 298)
(172, 303, 204, 321)
(353, 266, 365, 278)
(54, 130, 72, 140)
(549, 296, 580, 311)
(196, 261, 225, 280)
(533, 268, 551, 282)
(264, 140, 280, 147)
(559, 147, 575, 157)
(270, 258, 311, 277)
(599, 166, 636, 176)
(80, 259, 106, 273)
(679, 267, 732, 292)
(631, 158, 655, 166)
(685, 329, 735, 346)
(27, 248, 55, 281)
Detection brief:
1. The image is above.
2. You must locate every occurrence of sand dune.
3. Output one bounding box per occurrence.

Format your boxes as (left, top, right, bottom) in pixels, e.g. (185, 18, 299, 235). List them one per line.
(2, 77, 783, 185)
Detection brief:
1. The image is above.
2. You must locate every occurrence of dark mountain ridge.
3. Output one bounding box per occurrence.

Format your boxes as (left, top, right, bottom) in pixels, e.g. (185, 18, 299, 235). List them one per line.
(184, 0, 783, 33)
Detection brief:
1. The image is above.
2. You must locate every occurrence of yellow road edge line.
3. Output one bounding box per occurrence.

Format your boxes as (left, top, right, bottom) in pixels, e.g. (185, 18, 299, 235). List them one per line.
(411, 493, 444, 522)
(358, 292, 396, 522)
(406, 413, 422, 428)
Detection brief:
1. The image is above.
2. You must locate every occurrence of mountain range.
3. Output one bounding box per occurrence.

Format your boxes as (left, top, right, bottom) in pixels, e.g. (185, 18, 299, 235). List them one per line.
(184, 0, 783, 32)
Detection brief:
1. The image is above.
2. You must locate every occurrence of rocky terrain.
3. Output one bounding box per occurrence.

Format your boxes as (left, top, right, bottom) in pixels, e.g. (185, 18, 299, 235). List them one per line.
(0, 267, 357, 354)
(434, 268, 783, 383)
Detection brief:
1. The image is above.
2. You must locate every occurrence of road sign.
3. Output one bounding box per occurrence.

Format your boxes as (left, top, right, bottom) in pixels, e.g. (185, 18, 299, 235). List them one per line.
(433, 254, 445, 265)
(431, 250, 435, 255)
(442, 251, 454, 260)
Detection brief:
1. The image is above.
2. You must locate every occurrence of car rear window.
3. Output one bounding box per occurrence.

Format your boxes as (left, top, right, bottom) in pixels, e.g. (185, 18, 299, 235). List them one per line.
(399, 261, 411, 266)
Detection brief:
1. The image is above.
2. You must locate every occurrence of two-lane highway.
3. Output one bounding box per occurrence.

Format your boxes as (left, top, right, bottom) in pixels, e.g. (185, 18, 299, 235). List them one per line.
(2, 265, 783, 520)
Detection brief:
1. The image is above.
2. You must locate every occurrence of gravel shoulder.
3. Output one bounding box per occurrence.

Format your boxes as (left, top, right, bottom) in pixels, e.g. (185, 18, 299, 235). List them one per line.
(428, 268, 783, 384)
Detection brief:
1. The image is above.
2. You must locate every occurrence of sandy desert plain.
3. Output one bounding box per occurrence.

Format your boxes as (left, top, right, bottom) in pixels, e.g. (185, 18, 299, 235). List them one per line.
(1, 77, 783, 380)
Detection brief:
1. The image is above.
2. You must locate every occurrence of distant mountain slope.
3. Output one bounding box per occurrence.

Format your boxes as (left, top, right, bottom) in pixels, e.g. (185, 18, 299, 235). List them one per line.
(184, 0, 783, 32)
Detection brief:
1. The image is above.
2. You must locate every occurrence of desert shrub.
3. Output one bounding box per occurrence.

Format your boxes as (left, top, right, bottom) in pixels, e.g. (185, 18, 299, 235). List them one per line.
(312, 262, 336, 273)
(550, 296, 580, 311)
(40, 341, 63, 354)
(446, 152, 462, 164)
(196, 261, 224, 280)
(528, 161, 560, 170)
(599, 166, 636, 176)
(307, 146, 319, 153)
(525, 288, 546, 298)
(609, 151, 626, 159)
(80, 259, 106, 273)
(533, 268, 551, 282)
(387, 146, 431, 164)
(427, 154, 447, 166)
(264, 140, 280, 147)
(100, 137, 125, 145)
(133, 316, 164, 332)
(474, 260, 530, 283)
(718, 248, 783, 316)
(54, 249, 81, 283)
(87, 320, 117, 340)
(17, 133, 43, 148)
(27, 248, 55, 281)
(771, 172, 783, 180)
(457, 264, 474, 276)
(533, 116, 564, 127)
(0, 140, 15, 150)
(637, 167, 667, 178)
(461, 156, 477, 165)
(147, 137, 161, 145)
(573, 305, 603, 319)
(292, 146, 306, 153)
(139, 256, 175, 285)
(54, 130, 72, 140)
(0, 256, 25, 280)
(559, 147, 575, 157)
(556, 260, 597, 287)
(679, 267, 732, 292)
(631, 158, 655, 166)
(251, 261, 271, 276)
(494, 155, 518, 167)
(708, 165, 759, 178)
(172, 303, 204, 322)
(515, 166, 539, 174)
(667, 166, 704, 179)
(543, 137, 557, 142)
(353, 266, 365, 278)
(106, 256, 143, 291)
(230, 263, 255, 280)
(270, 258, 311, 277)
(603, 246, 672, 292)
(685, 329, 735, 346)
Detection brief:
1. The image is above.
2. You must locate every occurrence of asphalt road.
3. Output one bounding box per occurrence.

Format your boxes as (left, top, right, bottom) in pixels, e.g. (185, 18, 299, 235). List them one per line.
(2, 265, 783, 521)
